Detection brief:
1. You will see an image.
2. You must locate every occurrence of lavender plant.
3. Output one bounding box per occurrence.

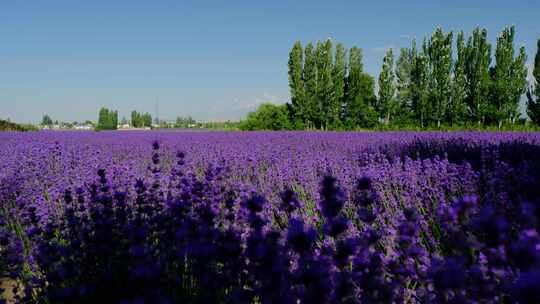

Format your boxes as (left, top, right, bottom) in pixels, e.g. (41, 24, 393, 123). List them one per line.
(0, 131, 539, 303)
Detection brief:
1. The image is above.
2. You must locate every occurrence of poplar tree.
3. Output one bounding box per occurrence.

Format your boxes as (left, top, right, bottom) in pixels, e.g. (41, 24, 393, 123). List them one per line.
(527, 39, 540, 125)
(98, 108, 109, 130)
(41, 115, 53, 126)
(288, 41, 305, 127)
(316, 39, 334, 129)
(426, 28, 453, 127)
(358, 73, 378, 128)
(465, 28, 492, 125)
(331, 43, 346, 128)
(377, 48, 397, 124)
(395, 47, 415, 121)
(492, 27, 514, 126)
(343, 47, 377, 128)
(509, 46, 528, 124)
(131, 111, 140, 128)
(111, 110, 118, 130)
(492, 26, 527, 127)
(344, 46, 363, 120)
(303, 43, 318, 128)
(410, 41, 431, 128)
(449, 31, 468, 125)
(142, 113, 152, 127)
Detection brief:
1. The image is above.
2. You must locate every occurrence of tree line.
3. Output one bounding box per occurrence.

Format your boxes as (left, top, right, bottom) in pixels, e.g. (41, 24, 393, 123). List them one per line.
(97, 108, 119, 130)
(272, 26, 540, 130)
(0, 119, 37, 131)
(130, 111, 153, 128)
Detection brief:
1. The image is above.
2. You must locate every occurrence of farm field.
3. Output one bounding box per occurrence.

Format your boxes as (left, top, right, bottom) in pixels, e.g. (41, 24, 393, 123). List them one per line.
(2, 131, 540, 303)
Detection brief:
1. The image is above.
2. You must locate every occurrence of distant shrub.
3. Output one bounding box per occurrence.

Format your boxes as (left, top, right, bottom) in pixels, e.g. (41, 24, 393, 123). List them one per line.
(0, 120, 37, 132)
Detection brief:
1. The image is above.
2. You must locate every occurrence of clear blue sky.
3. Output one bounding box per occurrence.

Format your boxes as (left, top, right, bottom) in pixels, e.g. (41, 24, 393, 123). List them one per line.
(1, 0, 539, 123)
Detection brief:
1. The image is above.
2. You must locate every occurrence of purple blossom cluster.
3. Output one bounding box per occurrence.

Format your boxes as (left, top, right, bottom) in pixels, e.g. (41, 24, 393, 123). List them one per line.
(1, 131, 540, 303)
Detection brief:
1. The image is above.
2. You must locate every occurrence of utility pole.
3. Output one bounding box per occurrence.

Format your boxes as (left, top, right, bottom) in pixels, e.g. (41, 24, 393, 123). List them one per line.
(155, 96, 159, 125)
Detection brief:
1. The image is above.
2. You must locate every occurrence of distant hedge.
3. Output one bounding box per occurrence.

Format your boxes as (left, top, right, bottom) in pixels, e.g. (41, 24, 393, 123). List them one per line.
(0, 120, 38, 132)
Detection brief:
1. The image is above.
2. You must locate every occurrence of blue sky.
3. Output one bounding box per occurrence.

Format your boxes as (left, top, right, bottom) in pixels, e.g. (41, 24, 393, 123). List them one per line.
(1, 0, 539, 123)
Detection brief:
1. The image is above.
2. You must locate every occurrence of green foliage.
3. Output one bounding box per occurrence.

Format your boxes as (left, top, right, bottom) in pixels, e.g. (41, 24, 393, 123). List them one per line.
(112, 110, 118, 129)
(0, 120, 37, 131)
(131, 111, 140, 127)
(239, 103, 292, 131)
(491, 26, 528, 127)
(331, 43, 346, 129)
(41, 115, 53, 126)
(377, 48, 397, 124)
(449, 31, 468, 125)
(303, 43, 318, 128)
(278, 27, 534, 131)
(464, 27, 492, 125)
(130, 111, 152, 128)
(96, 107, 118, 130)
(174, 116, 196, 128)
(316, 40, 334, 129)
(97, 108, 109, 130)
(288, 41, 306, 126)
(201, 121, 241, 130)
(527, 39, 540, 125)
(426, 28, 453, 127)
(410, 44, 431, 128)
(343, 47, 378, 129)
(395, 47, 415, 120)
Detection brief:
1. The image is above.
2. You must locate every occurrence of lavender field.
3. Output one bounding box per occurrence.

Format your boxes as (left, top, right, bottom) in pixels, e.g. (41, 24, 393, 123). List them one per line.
(2, 131, 540, 303)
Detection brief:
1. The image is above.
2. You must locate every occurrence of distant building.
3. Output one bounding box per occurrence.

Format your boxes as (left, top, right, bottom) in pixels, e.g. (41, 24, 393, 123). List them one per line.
(74, 125, 92, 130)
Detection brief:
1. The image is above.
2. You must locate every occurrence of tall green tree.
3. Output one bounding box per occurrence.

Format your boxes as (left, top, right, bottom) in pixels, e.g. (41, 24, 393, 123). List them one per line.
(111, 110, 118, 129)
(343, 47, 363, 123)
(395, 47, 415, 121)
(303, 42, 318, 128)
(142, 113, 152, 127)
(377, 48, 397, 124)
(527, 39, 540, 125)
(288, 41, 305, 127)
(357, 74, 378, 128)
(410, 40, 431, 128)
(426, 28, 453, 127)
(465, 28, 492, 125)
(492, 26, 528, 127)
(131, 111, 140, 127)
(130, 111, 151, 128)
(343, 47, 377, 128)
(41, 114, 53, 126)
(97, 108, 118, 130)
(449, 31, 468, 125)
(316, 39, 334, 129)
(331, 43, 346, 128)
(97, 108, 110, 130)
(509, 46, 528, 124)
